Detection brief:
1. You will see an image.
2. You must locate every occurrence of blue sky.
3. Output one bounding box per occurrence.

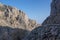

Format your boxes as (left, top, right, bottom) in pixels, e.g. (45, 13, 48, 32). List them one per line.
(0, 0, 51, 24)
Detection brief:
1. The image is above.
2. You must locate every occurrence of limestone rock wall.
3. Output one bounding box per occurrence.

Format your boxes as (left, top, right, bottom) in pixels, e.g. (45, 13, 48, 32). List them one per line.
(0, 3, 38, 31)
(0, 3, 39, 40)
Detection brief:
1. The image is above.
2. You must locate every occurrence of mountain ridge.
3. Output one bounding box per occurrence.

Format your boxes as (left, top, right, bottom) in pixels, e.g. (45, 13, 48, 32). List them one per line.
(0, 3, 39, 31)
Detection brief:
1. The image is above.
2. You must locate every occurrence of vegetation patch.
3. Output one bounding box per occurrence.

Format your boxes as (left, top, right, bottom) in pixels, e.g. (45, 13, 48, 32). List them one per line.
(0, 7, 5, 11)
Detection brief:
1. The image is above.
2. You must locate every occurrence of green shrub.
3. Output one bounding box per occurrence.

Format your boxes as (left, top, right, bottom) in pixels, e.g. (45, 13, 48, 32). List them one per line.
(0, 7, 5, 11)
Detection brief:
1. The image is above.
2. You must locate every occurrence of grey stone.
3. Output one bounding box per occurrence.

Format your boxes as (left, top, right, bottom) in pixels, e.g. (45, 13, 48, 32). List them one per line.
(0, 26, 29, 40)
(42, 0, 60, 25)
(23, 0, 60, 40)
(24, 25, 60, 40)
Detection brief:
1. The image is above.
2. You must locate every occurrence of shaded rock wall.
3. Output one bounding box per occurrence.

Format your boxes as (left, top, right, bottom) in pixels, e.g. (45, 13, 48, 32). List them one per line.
(0, 26, 29, 40)
(24, 24, 60, 40)
(42, 0, 60, 25)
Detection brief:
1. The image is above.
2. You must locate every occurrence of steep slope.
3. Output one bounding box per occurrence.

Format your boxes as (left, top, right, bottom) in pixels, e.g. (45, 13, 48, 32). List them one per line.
(0, 3, 38, 31)
(42, 0, 60, 25)
(23, 0, 60, 40)
(24, 25, 60, 40)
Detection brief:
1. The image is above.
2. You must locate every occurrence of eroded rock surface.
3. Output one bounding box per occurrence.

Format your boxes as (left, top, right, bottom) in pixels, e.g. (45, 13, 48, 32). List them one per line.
(0, 3, 38, 31)
(0, 3, 39, 40)
(24, 24, 60, 40)
(0, 26, 29, 40)
(42, 0, 60, 25)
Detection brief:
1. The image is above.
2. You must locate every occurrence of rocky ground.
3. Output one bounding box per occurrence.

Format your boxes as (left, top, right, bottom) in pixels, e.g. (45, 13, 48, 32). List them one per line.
(0, 26, 29, 40)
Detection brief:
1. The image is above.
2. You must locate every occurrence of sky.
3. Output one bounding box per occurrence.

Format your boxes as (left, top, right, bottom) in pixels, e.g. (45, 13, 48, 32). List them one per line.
(0, 0, 51, 24)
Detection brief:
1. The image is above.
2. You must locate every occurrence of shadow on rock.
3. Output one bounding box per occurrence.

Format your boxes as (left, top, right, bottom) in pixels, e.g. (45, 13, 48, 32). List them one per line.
(0, 26, 30, 40)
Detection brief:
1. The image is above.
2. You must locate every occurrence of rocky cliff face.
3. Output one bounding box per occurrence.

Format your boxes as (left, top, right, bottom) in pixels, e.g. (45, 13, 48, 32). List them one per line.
(42, 0, 60, 25)
(0, 3, 37, 31)
(0, 3, 39, 40)
(24, 25, 60, 40)
(23, 0, 60, 40)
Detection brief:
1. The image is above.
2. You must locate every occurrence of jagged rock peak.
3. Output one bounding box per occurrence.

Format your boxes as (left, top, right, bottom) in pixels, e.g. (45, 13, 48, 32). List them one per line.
(0, 3, 38, 31)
